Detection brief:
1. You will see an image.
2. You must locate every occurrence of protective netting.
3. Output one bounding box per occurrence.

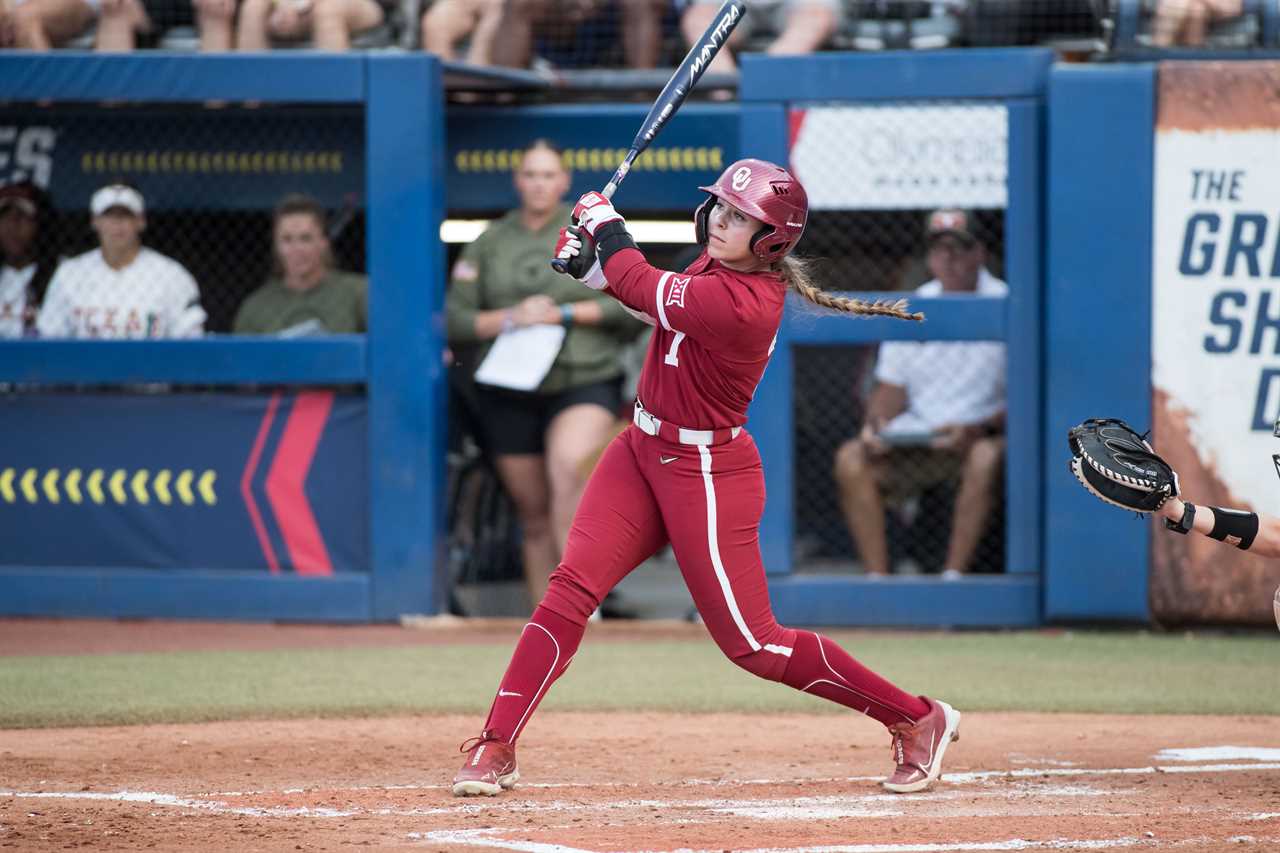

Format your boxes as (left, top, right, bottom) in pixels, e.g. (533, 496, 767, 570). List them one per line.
(0, 103, 366, 337)
(9, 1, 1270, 70)
(788, 99, 1008, 577)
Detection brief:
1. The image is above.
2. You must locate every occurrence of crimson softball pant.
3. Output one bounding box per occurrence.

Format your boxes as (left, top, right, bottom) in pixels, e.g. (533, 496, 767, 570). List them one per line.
(479, 425, 930, 744)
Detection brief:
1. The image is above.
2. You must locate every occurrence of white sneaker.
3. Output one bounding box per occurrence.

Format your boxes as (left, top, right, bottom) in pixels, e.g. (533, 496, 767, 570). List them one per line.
(940, 568, 964, 582)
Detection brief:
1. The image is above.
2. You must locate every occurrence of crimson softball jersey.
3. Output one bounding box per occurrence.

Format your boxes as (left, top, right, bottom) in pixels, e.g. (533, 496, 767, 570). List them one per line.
(604, 247, 785, 429)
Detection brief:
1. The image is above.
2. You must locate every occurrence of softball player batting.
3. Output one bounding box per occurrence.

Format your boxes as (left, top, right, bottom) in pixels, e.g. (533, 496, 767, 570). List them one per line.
(452, 158, 962, 797)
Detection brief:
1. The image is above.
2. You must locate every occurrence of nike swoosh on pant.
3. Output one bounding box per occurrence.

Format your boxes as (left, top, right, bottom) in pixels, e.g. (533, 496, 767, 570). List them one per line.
(498, 690, 522, 697)
(660, 456, 678, 464)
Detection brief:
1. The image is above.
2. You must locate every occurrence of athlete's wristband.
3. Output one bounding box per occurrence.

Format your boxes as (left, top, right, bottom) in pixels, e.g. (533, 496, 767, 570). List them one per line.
(592, 220, 638, 266)
(1163, 502, 1195, 535)
(560, 304, 575, 327)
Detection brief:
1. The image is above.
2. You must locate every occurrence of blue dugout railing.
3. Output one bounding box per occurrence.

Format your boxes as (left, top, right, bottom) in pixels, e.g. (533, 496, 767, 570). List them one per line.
(741, 49, 1051, 627)
(0, 54, 446, 622)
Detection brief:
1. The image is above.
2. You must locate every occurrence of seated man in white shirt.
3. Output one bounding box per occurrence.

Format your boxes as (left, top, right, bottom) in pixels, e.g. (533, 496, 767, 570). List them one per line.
(833, 209, 1007, 580)
(37, 183, 206, 339)
(0, 181, 55, 338)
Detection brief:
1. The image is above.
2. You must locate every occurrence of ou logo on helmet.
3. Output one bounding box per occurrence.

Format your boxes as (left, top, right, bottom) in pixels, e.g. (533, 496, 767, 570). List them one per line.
(731, 166, 751, 191)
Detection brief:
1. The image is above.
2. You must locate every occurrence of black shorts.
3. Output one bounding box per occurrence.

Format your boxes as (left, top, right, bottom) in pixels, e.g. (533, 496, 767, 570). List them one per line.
(469, 378, 624, 456)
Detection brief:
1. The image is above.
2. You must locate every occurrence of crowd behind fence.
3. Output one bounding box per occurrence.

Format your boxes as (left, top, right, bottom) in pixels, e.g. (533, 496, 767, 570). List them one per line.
(1, 1, 1272, 63)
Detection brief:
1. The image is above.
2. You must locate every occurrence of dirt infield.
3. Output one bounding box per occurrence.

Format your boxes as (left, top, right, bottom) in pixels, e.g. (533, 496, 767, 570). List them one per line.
(2, 619, 1279, 852)
(3, 711, 1279, 852)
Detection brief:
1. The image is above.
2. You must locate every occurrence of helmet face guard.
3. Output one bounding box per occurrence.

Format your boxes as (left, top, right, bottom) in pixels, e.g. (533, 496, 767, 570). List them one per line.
(693, 158, 809, 264)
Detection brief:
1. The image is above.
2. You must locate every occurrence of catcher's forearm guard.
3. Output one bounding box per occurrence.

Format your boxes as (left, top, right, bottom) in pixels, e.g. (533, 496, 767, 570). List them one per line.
(1207, 506, 1259, 550)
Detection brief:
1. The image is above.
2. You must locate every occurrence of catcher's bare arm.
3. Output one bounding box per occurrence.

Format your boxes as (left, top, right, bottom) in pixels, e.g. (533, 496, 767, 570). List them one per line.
(1156, 497, 1280, 557)
(1067, 417, 1278, 554)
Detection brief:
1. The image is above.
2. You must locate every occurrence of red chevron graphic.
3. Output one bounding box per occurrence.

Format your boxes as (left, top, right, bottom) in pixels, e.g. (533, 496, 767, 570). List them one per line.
(788, 108, 807, 157)
(265, 391, 334, 576)
(241, 392, 282, 574)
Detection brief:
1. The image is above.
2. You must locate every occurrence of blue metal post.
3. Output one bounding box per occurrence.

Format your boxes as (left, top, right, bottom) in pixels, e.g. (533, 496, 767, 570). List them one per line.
(1005, 99, 1043, 577)
(366, 54, 446, 620)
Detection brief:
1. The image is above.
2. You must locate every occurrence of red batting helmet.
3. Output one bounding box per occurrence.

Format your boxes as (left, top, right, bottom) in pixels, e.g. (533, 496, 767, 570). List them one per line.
(694, 158, 808, 263)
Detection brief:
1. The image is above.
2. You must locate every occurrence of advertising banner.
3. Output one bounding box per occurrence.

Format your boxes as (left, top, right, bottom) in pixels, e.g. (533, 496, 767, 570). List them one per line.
(0, 107, 364, 213)
(444, 104, 738, 213)
(0, 391, 367, 575)
(0, 104, 737, 215)
(789, 104, 1007, 210)
(1151, 61, 1280, 624)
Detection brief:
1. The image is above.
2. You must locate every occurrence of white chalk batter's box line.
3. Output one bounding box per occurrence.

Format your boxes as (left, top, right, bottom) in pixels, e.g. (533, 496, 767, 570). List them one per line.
(410, 829, 1280, 852)
(3, 761, 1280, 822)
(188, 752, 1280, 800)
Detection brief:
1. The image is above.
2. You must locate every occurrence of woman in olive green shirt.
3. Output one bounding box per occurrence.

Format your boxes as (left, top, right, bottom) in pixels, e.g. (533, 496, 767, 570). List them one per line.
(234, 193, 367, 335)
(447, 140, 643, 608)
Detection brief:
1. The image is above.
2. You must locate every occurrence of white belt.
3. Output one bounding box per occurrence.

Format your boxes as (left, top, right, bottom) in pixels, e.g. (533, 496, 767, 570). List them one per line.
(632, 402, 742, 447)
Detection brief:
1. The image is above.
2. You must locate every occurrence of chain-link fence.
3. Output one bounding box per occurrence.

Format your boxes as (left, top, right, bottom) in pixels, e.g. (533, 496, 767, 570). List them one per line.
(789, 100, 1009, 578)
(0, 103, 366, 338)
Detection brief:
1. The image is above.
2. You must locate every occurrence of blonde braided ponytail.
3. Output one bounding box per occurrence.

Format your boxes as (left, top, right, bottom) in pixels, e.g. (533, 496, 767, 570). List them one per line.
(777, 256, 925, 322)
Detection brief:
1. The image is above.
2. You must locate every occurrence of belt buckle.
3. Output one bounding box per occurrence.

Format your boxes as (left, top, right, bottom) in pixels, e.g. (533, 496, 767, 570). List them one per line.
(636, 407, 659, 437)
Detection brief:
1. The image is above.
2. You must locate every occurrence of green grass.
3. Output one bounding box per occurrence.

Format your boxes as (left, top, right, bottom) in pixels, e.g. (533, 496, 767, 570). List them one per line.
(2, 630, 1277, 728)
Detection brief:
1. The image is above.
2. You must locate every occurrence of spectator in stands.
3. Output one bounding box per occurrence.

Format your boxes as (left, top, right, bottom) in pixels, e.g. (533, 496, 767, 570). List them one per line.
(446, 138, 643, 609)
(0, 181, 56, 338)
(420, 0, 502, 64)
(234, 193, 366, 335)
(1152, 0, 1242, 47)
(234, 0, 385, 50)
(37, 183, 206, 339)
(832, 209, 1007, 580)
(679, 0, 838, 75)
(10, 0, 218, 50)
(488, 0, 669, 69)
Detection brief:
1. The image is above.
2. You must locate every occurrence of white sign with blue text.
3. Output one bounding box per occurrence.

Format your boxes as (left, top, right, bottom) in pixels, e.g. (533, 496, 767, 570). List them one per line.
(1153, 128, 1280, 510)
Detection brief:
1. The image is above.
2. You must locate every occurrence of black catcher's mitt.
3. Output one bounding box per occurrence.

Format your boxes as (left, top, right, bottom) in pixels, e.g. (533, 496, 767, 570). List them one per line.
(1067, 418, 1179, 513)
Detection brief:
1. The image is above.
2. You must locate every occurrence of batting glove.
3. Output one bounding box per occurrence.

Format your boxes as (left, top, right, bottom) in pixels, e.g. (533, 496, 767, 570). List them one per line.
(572, 192, 625, 238)
(553, 225, 607, 290)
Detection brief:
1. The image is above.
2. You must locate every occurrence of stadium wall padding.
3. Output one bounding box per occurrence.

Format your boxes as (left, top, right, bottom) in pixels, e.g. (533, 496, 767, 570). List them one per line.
(1043, 63, 1155, 623)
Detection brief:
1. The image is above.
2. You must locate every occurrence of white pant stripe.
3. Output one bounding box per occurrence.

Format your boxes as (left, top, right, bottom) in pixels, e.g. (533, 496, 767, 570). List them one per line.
(697, 445, 790, 658)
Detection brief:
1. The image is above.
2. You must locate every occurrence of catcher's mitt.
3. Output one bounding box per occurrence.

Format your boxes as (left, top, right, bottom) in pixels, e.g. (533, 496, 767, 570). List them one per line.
(1067, 418, 1179, 513)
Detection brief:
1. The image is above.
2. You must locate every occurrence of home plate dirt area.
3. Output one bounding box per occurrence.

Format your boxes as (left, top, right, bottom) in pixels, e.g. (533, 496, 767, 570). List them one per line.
(2, 712, 1279, 852)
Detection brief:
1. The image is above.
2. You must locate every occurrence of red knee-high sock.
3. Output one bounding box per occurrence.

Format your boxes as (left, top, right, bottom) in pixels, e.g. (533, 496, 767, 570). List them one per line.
(781, 630, 930, 727)
(481, 605, 584, 744)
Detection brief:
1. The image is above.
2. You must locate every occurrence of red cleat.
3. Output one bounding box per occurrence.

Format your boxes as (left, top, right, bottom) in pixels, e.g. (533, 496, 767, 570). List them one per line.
(882, 698, 961, 793)
(452, 731, 519, 797)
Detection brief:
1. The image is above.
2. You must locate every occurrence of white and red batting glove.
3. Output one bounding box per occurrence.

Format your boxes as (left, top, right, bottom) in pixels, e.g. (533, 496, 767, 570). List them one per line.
(554, 226, 608, 291)
(571, 192, 625, 238)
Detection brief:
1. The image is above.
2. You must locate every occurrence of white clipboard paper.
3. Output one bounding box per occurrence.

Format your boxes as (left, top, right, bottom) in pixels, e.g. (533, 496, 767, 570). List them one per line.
(473, 324, 567, 392)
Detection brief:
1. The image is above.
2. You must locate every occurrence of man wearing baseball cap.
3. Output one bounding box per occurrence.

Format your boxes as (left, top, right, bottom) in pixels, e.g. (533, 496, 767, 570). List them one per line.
(834, 208, 1008, 581)
(37, 182, 206, 339)
(0, 181, 55, 338)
